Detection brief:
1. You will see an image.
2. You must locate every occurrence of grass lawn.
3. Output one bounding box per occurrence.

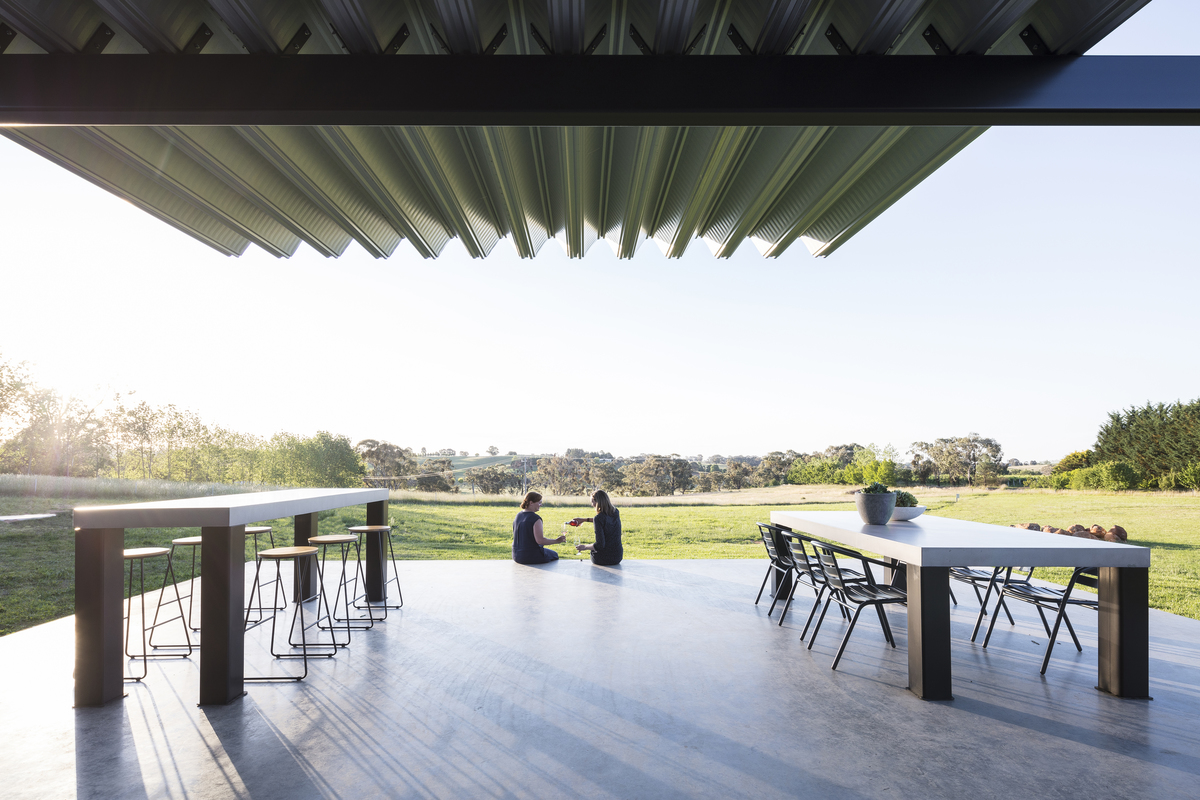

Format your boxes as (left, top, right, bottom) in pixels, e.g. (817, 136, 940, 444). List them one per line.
(2, 480, 1197, 634)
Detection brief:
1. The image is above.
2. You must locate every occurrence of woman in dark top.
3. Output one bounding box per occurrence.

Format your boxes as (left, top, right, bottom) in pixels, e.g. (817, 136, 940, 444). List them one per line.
(512, 491, 566, 565)
(571, 489, 623, 566)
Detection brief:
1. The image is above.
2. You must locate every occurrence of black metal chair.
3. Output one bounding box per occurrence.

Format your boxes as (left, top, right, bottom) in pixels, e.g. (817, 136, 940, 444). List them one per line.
(775, 528, 868, 635)
(982, 565, 1100, 674)
(123, 547, 191, 681)
(950, 566, 1011, 641)
(806, 541, 908, 670)
(754, 523, 796, 617)
(310, 533, 376, 642)
(348, 525, 404, 618)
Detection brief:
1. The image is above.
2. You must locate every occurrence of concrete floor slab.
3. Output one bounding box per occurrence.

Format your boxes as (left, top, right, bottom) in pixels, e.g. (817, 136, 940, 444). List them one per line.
(3, 558, 1198, 799)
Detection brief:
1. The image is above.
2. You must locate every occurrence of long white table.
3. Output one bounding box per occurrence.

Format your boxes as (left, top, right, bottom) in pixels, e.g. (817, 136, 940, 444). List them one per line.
(73, 488, 389, 706)
(770, 510, 1151, 700)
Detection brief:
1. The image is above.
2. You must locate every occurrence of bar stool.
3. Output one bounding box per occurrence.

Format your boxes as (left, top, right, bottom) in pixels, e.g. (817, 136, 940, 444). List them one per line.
(348, 525, 404, 619)
(150, 536, 202, 645)
(246, 525, 276, 555)
(124, 547, 191, 681)
(309, 534, 372, 642)
(243, 546, 337, 682)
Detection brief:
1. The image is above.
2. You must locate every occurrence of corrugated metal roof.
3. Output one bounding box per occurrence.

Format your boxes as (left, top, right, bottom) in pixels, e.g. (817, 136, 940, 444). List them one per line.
(0, 0, 1152, 259)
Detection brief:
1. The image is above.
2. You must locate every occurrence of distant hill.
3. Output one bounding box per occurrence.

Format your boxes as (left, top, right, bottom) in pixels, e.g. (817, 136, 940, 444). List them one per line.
(414, 454, 549, 479)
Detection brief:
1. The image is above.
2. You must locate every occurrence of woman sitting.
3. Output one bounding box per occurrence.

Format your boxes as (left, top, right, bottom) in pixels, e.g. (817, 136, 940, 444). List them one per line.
(571, 489, 623, 567)
(512, 491, 566, 565)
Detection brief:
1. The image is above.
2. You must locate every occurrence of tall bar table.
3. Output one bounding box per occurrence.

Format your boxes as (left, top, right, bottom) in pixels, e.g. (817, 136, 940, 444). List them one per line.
(74, 487, 389, 707)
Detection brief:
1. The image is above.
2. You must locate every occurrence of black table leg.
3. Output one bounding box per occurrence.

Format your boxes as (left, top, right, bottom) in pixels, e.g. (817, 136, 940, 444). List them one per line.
(199, 525, 245, 705)
(293, 513, 319, 601)
(907, 564, 952, 700)
(1097, 566, 1150, 698)
(365, 500, 389, 602)
(74, 527, 125, 707)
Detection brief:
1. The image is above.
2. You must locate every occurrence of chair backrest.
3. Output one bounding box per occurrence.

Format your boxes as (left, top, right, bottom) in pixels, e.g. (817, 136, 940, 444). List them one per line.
(782, 533, 817, 575)
(757, 523, 782, 564)
(810, 541, 866, 591)
(1070, 567, 1100, 591)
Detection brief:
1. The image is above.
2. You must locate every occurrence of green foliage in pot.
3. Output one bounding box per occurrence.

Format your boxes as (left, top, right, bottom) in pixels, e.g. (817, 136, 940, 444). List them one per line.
(895, 490, 919, 508)
(860, 482, 891, 494)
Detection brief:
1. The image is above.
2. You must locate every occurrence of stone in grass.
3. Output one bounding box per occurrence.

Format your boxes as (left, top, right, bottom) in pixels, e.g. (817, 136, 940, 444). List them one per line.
(1089, 524, 1108, 537)
(1011, 522, 1042, 530)
(1073, 530, 1097, 539)
(1068, 524, 1088, 533)
(1103, 532, 1124, 543)
(1042, 525, 1062, 534)
(1109, 524, 1129, 542)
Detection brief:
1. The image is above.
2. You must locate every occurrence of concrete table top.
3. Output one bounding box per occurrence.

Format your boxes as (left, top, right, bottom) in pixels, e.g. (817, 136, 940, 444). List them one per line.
(770, 509, 1150, 568)
(73, 487, 389, 529)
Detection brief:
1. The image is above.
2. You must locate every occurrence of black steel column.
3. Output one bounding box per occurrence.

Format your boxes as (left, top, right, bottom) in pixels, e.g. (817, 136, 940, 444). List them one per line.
(365, 500, 389, 602)
(292, 512, 319, 601)
(74, 527, 125, 707)
(907, 564, 953, 700)
(1097, 566, 1150, 698)
(199, 525, 245, 705)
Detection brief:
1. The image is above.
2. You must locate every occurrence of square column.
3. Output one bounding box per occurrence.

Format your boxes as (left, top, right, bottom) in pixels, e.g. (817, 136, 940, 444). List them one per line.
(199, 525, 245, 705)
(907, 564, 952, 700)
(292, 513, 319, 601)
(365, 500, 389, 602)
(1097, 567, 1150, 698)
(74, 527, 125, 707)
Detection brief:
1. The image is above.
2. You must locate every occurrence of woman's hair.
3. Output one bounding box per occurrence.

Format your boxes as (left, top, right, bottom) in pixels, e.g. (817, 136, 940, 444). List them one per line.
(520, 491, 543, 510)
(591, 489, 616, 516)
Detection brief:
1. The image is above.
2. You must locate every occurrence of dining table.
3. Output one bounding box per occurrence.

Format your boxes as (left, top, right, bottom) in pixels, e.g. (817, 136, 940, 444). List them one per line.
(769, 509, 1151, 700)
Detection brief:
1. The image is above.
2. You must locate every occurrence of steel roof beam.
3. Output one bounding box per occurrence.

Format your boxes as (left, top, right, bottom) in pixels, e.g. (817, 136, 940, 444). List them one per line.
(2, 54, 1199, 126)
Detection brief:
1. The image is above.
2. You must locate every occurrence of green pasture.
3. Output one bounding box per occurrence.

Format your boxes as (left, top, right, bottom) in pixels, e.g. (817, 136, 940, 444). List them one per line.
(1, 479, 1197, 635)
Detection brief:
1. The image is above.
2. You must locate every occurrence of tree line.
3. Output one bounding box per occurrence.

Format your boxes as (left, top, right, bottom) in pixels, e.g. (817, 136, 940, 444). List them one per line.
(0, 355, 362, 487)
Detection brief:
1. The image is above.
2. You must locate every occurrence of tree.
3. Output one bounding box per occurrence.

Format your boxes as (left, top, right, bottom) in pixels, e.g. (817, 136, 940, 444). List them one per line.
(724, 460, 751, 490)
(533, 456, 588, 495)
(565, 448, 585, 459)
(466, 464, 520, 494)
(1053, 450, 1092, 474)
(356, 440, 416, 476)
(589, 460, 625, 493)
(487, 445, 499, 456)
(415, 457, 456, 492)
(459, 450, 470, 457)
(754, 451, 799, 487)
(956, 433, 1003, 485)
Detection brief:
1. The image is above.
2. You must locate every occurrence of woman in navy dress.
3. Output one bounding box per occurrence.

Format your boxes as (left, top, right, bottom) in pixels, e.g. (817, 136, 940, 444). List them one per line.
(570, 489, 623, 567)
(512, 491, 566, 564)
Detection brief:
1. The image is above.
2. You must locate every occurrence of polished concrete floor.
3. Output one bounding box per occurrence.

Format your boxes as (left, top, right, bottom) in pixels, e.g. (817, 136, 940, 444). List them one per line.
(3, 558, 1199, 799)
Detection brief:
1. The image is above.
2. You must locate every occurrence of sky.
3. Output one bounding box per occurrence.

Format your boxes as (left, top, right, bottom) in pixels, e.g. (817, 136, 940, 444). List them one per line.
(2, 0, 1199, 463)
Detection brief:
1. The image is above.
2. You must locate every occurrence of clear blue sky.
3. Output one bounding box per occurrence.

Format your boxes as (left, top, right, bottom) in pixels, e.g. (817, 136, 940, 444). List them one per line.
(2, 0, 1198, 462)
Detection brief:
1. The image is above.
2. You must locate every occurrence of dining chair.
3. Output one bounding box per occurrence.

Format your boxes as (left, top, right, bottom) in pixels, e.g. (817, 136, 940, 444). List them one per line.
(777, 529, 868, 635)
(982, 565, 1100, 674)
(754, 523, 796, 617)
(806, 541, 908, 670)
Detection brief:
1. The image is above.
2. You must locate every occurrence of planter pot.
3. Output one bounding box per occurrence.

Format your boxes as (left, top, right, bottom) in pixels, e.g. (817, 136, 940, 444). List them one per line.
(889, 505, 927, 522)
(855, 492, 897, 525)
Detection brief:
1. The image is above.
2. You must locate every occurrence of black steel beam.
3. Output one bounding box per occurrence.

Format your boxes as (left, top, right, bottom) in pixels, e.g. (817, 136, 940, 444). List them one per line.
(1, 54, 1198, 126)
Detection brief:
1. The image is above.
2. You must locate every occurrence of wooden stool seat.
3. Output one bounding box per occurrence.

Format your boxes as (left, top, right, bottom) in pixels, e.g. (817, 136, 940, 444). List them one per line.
(347, 525, 392, 533)
(245, 526, 273, 535)
(309, 534, 358, 545)
(258, 546, 318, 559)
(124, 547, 169, 560)
(171, 536, 203, 546)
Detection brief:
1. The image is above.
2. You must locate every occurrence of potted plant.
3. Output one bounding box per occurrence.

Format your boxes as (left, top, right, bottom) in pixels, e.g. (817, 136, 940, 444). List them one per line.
(855, 482, 897, 525)
(889, 491, 926, 521)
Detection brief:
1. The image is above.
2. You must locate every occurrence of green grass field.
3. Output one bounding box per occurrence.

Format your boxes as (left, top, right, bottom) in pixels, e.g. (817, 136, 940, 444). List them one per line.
(2, 480, 1197, 635)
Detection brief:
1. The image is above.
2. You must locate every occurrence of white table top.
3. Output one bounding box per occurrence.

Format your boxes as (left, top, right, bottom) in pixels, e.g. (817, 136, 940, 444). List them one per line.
(769, 510, 1150, 568)
(73, 488, 389, 529)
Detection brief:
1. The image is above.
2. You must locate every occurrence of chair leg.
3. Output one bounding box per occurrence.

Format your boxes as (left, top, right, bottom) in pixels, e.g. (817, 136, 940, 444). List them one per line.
(778, 573, 804, 626)
(948, 584, 958, 606)
(1034, 606, 1054, 638)
(806, 596, 834, 651)
(800, 584, 827, 641)
(831, 605, 866, 670)
(982, 590, 1005, 648)
(755, 563, 773, 605)
(1060, 607, 1082, 651)
(767, 567, 788, 616)
(874, 603, 896, 647)
(1040, 605, 1070, 674)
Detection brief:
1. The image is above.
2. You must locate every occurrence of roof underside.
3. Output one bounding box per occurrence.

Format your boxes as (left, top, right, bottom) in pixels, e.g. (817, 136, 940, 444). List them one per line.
(0, 0, 1152, 259)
